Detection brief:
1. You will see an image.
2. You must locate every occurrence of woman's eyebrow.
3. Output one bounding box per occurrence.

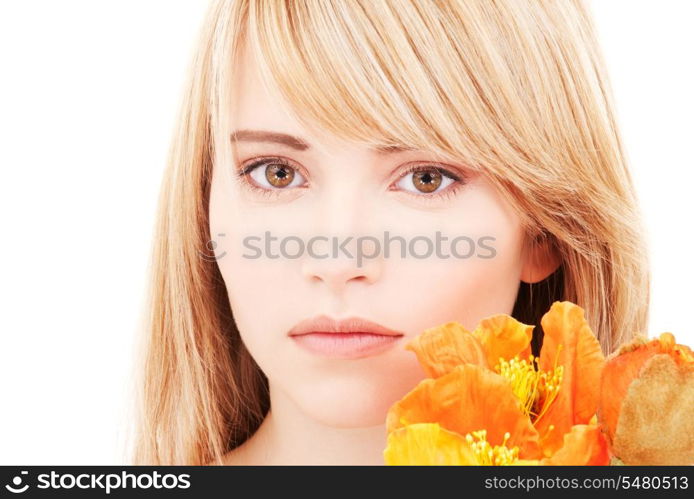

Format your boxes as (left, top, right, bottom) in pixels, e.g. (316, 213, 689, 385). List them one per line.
(230, 129, 412, 154)
(230, 129, 309, 150)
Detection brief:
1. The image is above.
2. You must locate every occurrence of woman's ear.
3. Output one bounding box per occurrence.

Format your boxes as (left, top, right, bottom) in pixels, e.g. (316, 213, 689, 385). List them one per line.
(520, 234, 561, 284)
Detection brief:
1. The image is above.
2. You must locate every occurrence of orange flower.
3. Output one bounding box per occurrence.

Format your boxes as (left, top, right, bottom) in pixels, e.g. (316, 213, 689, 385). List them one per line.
(384, 301, 609, 465)
(386, 364, 543, 464)
(598, 333, 694, 465)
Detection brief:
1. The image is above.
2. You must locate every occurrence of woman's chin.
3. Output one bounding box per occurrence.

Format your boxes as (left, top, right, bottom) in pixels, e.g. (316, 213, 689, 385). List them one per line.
(296, 390, 394, 428)
(289, 368, 425, 428)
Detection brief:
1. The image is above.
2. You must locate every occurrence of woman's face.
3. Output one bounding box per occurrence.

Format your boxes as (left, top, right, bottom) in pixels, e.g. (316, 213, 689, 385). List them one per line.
(209, 45, 540, 428)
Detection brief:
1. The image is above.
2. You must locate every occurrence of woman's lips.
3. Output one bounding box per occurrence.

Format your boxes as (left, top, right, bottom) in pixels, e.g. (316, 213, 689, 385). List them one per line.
(291, 332, 403, 359)
(288, 315, 405, 359)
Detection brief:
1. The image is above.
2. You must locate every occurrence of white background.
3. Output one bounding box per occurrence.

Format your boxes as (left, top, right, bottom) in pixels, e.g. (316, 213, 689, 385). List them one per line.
(0, 1, 692, 464)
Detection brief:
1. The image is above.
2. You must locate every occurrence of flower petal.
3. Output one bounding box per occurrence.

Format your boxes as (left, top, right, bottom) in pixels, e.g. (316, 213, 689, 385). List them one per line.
(383, 423, 477, 465)
(598, 332, 693, 444)
(386, 364, 542, 459)
(405, 321, 487, 377)
(534, 301, 605, 455)
(598, 336, 662, 443)
(540, 424, 610, 465)
(473, 314, 534, 368)
(612, 354, 694, 465)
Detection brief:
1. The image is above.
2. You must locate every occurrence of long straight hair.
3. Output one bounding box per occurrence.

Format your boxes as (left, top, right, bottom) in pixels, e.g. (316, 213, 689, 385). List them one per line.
(131, 0, 650, 465)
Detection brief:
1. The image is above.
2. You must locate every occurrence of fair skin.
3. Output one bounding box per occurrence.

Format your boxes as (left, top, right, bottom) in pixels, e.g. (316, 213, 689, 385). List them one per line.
(209, 44, 558, 465)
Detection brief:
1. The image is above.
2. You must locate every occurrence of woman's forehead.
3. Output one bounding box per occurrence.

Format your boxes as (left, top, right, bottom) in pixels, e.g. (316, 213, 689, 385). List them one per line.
(227, 57, 412, 156)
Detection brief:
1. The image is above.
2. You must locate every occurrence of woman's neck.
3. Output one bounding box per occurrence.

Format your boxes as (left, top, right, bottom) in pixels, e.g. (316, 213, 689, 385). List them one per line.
(224, 385, 388, 465)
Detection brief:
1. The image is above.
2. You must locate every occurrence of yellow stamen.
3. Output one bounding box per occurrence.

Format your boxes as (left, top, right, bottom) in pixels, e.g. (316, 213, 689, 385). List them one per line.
(464, 430, 520, 465)
(538, 424, 557, 458)
(495, 347, 564, 423)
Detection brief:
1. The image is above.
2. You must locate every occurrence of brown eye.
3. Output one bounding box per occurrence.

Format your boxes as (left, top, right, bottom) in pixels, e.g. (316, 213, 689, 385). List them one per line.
(394, 166, 458, 195)
(412, 169, 442, 193)
(244, 159, 306, 190)
(265, 163, 295, 188)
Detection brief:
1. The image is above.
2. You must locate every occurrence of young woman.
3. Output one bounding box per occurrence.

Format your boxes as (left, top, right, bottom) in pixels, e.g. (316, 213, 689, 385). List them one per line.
(131, 0, 649, 465)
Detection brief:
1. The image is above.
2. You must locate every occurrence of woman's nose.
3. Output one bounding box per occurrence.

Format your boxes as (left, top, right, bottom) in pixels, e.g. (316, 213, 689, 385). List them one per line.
(301, 234, 383, 295)
(299, 176, 385, 293)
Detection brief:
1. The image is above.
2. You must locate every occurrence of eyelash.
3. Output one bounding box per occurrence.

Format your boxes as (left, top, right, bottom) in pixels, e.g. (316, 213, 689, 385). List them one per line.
(235, 156, 467, 201)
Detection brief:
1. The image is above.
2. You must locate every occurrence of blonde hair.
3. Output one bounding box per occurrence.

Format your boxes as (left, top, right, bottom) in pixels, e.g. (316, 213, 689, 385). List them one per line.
(131, 0, 650, 465)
